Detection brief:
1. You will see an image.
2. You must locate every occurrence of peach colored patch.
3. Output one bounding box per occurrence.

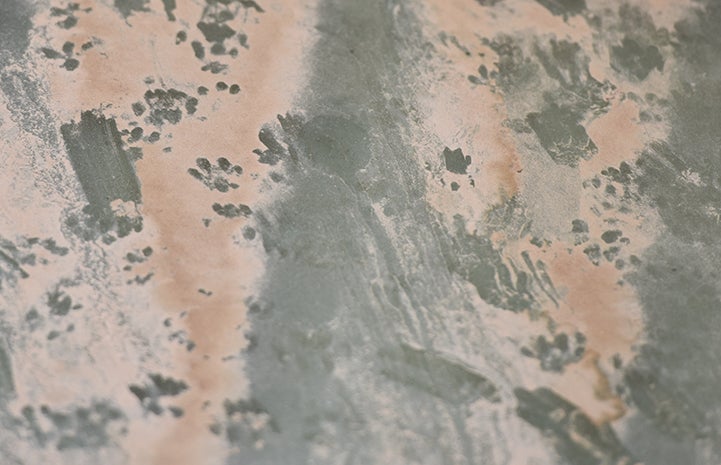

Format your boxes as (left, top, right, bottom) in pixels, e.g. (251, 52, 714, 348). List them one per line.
(36, 0, 316, 463)
(551, 350, 626, 424)
(134, 4, 316, 464)
(584, 98, 644, 175)
(547, 247, 642, 360)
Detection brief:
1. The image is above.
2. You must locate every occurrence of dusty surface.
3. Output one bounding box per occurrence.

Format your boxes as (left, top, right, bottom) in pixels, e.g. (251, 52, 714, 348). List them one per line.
(0, 0, 720, 464)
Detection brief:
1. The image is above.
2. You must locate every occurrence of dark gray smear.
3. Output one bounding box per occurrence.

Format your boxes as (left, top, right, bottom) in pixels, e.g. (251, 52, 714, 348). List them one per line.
(60, 111, 141, 217)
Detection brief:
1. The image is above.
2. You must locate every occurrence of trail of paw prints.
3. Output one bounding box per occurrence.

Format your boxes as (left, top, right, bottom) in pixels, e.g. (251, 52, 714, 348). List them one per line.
(12, 401, 127, 450)
(173, 0, 265, 75)
(574, 161, 644, 271)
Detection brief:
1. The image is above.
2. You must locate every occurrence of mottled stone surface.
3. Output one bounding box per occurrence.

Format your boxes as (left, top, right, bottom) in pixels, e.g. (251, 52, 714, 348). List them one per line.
(0, 0, 720, 464)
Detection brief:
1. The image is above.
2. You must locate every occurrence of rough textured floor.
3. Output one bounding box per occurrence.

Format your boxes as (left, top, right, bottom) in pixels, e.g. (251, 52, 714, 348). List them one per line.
(1, 0, 720, 463)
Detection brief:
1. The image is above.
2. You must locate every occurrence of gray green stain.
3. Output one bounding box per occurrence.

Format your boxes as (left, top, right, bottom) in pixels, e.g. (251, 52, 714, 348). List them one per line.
(60, 111, 142, 216)
(621, 2, 721, 463)
(240, 1, 525, 464)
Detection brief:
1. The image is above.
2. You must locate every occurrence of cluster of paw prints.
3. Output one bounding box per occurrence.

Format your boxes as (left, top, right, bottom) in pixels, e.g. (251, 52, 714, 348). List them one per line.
(118, 83, 201, 156)
(40, 3, 94, 70)
(120, 79, 243, 158)
(63, 204, 143, 244)
(574, 162, 643, 271)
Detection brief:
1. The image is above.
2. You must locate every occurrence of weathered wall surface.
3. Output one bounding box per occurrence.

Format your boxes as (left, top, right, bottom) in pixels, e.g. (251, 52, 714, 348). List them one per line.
(0, 0, 719, 464)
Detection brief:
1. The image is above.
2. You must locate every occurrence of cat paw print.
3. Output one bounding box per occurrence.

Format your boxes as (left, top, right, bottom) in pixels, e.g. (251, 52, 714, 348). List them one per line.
(129, 374, 188, 417)
(131, 89, 199, 127)
(0, 236, 69, 289)
(185, 0, 265, 74)
(209, 397, 277, 450)
(213, 202, 252, 218)
(40, 40, 93, 71)
(188, 157, 243, 192)
(50, 2, 91, 29)
(521, 332, 586, 372)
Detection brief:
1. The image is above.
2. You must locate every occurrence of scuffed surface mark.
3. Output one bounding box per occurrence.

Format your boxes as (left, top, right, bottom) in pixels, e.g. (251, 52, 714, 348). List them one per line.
(515, 387, 637, 465)
(114, 0, 149, 18)
(60, 110, 142, 212)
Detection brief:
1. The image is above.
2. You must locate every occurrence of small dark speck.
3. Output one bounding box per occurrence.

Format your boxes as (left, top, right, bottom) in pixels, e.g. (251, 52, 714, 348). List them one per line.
(216, 81, 228, 91)
(229, 84, 240, 94)
(451, 181, 460, 191)
(163, 147, 172, 153)
(198, 86, 209, 95)
(243, 226, 256, 240)
(176, 31, 187, 44)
